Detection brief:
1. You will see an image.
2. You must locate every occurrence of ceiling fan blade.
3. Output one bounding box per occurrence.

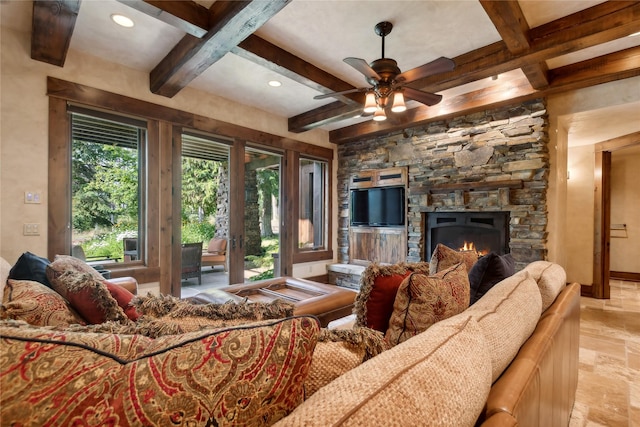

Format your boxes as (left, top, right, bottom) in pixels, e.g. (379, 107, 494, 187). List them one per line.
(313, 87, 367, 100)
(396, 57, 455, 84)
(403, 87, 443, 106)
(344, 57, 381, 81)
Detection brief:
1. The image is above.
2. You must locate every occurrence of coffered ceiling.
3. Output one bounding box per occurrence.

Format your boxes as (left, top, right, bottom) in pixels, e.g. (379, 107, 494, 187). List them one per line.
(11, 0, 640, 144)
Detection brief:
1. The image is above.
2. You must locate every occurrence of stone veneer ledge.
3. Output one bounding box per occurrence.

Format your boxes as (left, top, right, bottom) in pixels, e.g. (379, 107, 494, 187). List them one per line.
(337, 99, 549, 271)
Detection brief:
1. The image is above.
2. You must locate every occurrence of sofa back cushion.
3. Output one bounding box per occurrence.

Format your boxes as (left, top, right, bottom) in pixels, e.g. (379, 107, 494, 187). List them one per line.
(275, 315, 492, 427)
(1, 316, 319, 427)
(465, 271, 542, 382)
(353, 262, 432, 333)
(523, 261, 567, 312)
(385, 262, 470, 346)
(0, 257, 11, 297)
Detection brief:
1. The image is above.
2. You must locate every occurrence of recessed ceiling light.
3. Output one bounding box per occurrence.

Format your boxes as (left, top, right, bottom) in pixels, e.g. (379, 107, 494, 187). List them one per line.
(268, 80, 282, 87)
(111, 14, 134, 28)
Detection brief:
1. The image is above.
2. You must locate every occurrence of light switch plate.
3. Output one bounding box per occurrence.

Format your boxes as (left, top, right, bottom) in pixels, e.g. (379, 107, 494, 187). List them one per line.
(24, 191, 42, 204)
(23, 223, 40, 236)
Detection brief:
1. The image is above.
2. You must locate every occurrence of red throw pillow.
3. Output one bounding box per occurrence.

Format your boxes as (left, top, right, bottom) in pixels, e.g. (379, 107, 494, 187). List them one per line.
(105, 282, 140, 321)
(365, 272, 412, 332)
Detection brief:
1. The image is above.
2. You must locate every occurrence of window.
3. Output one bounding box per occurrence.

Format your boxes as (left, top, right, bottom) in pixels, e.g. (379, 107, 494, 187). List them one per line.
(70, 110, 146, 264)
(298, 158, 328, 252)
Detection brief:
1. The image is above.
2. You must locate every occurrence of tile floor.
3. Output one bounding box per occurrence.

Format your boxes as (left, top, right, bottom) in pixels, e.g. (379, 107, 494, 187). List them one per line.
(570, 280, 640, 427)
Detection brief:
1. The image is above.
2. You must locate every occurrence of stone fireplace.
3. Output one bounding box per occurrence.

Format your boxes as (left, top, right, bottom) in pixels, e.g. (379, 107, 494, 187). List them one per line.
(335, 99, 549, 276)
(424, 211, 510, 259)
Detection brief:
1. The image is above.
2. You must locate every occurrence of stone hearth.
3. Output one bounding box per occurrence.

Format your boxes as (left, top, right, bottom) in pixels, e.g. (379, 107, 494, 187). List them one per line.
(337, 99, 549, 271)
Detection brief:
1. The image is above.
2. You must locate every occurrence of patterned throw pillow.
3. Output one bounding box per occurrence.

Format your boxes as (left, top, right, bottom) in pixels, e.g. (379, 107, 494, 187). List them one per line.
(47, 254, 105, 281)
(1, 279, 86, 326)
(305, 327, 389, 398)
(45, 269, 129, 325)
(385, 262, 471, 346)
(429, 243, 478, 274)
(0, 316, 319, 426)
(353, 262, 432, 333)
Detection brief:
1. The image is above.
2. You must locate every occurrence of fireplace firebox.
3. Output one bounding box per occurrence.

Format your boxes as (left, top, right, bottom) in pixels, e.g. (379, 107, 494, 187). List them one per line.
(424, 212, 510, 259)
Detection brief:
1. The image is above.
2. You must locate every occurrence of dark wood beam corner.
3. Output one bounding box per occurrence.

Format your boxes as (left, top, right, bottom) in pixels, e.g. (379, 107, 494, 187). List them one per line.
(31, 0, 81, 67)
(150, 0, 290, 98)
(522, 62, 550, 90)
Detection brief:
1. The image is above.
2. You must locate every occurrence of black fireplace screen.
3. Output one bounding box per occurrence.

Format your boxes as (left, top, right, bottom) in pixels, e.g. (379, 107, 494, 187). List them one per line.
(424, 212, 510, 259)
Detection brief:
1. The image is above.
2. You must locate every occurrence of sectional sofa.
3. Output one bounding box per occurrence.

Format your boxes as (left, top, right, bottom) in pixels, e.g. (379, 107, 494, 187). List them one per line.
(0, 252, 578, 426)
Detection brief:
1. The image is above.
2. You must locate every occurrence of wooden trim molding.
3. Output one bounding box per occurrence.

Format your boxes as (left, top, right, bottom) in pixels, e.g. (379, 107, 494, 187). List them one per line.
(610, 271, 640, 283)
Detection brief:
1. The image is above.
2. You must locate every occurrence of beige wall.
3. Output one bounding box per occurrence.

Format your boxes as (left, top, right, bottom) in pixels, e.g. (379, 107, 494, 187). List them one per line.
(610, 148, 640, 273)
(0, 24, 335, 279)
(565, 145, 596, 285)
(547, 76, 640, 284)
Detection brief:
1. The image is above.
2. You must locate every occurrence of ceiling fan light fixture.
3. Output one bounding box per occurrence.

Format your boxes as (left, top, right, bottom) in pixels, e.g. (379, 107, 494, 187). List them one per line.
(391, 91, 406, 113)
(373, 107, 387, 121)
(363, 92, 377, 113)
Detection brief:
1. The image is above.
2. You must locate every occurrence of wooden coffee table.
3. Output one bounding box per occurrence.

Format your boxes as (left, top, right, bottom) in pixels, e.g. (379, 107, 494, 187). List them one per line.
(224, 277, 356, 327)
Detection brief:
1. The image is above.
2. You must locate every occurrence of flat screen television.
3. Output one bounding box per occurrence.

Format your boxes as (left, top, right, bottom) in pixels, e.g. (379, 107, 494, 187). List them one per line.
(350, 186, 405, 226)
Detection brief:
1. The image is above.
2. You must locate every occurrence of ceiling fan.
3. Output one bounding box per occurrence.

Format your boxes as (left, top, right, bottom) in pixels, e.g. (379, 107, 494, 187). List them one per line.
(314, 21, 455, 122)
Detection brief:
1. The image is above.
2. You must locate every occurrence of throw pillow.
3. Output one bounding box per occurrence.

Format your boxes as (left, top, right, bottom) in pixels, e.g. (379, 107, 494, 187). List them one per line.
(1, 279, 87, 326)
(468, 252, 516, 305)
(385, 262, 471, 346)
(46, 270, 129, 325)
(429, 243, 478, 274)
(0, 316, 319, 426)
(47, 254, 105, 281)
(305, 327, 390, 398)
(105, 281, 140, 321)
(7, 252, 51, 288)
(353, 262, 432, 333)
(127, 293, 295, 337)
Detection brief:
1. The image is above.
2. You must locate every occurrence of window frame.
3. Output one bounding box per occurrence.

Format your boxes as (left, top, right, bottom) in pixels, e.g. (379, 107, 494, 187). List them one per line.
(292, 152, 333, 264)
(69, 108, 148, 267)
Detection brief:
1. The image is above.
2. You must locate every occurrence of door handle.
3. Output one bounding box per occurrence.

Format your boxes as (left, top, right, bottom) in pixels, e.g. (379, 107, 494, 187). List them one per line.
(232, 235, 236, 250)
(239, 235, 243, 249)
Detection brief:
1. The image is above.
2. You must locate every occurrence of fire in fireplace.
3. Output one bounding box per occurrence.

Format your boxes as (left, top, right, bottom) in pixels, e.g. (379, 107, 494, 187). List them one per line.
(424, 212, 510, 259)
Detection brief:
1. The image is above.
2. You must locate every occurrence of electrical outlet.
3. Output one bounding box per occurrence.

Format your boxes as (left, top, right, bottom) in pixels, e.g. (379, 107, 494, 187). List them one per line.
(23, 223, 40, 236)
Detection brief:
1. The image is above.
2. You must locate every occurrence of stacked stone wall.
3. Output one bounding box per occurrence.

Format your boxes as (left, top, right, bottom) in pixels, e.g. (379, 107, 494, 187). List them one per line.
(337, 99, 549, 269)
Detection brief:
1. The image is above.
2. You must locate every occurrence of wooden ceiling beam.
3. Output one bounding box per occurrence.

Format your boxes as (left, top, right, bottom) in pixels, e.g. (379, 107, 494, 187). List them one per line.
(150, 0, 290, 98)
(31, 0, 81, 67)
(117, 0, 211, 38)
(479, 0, 549, 90)
(479, 0, 530, 54)
(120, 1, 360, 106)
(547, 45, 640, 92)
(232, 35, 362, 106)
(289, 1, 640, 133)
(329, 45, 640, 144)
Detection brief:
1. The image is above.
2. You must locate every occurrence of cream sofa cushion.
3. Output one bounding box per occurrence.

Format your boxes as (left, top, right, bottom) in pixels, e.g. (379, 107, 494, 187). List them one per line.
(275, 315, 492, 427)
(466, 271, 542, 382)
(0, 257, 10, 298)
(523, 261, 567, 312)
